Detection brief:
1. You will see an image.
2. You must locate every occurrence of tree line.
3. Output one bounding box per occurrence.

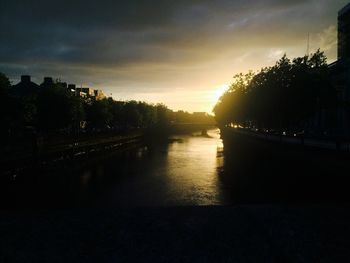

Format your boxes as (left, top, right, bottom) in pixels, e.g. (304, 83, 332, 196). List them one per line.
(214, 50, 339, 135)
(0, 73, 214, 139)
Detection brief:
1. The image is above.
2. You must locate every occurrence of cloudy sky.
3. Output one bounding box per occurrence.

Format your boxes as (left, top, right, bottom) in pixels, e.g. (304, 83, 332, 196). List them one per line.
(0, 0, 348, 112)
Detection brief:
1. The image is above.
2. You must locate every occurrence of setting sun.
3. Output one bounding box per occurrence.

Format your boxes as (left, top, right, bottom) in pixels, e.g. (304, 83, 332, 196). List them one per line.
(212, 84, 229, 102)
(203, 83, 230, 112)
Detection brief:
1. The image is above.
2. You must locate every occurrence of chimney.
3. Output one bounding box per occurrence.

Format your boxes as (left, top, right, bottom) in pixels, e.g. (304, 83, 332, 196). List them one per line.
(21, 75, 31, 83)
(43, 77, 53, 85)
(68, 84, 76, 90)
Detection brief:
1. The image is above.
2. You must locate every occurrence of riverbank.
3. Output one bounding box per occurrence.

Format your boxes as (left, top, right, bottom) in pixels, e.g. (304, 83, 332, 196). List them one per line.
(0, 130, 145, 178)
(219, 128, 350, 204)
(1, 124, 217, 177)
(221, 127, 350, 152)
(1, 205, 349, 262)
(0, 129, 224, 210)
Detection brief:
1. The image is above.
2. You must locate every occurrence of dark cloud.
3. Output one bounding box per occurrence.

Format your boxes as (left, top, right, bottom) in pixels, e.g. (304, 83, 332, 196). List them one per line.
(0, 0, 348, 111)
(0, 1, 343, 63)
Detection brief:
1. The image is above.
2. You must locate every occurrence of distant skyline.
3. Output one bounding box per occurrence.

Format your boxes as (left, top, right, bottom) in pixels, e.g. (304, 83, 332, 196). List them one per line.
(0, 0, 349, 113)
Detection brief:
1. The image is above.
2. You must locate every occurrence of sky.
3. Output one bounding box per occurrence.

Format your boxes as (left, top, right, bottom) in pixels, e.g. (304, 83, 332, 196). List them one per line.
(0, 0, 349, 113)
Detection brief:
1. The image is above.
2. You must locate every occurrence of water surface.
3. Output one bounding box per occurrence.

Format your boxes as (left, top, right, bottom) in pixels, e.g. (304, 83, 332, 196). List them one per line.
(85, 129, 225, 207)
(4, 129, 229, 208)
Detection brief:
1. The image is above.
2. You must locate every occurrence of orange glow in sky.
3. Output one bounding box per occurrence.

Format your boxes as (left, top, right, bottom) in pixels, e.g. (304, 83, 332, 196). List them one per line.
(1, 1, 347, 113)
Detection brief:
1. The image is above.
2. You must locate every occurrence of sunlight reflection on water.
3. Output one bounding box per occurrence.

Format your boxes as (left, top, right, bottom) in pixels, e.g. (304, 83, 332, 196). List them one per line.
(85, 128, 226, 207)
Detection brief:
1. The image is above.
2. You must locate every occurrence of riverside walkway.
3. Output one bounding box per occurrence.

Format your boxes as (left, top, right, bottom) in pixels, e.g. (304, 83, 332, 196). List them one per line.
(224, 128, 350, 152)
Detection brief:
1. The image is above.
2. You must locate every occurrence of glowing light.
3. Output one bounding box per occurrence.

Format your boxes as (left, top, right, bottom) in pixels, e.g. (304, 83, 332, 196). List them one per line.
(212, 84, 229, 102)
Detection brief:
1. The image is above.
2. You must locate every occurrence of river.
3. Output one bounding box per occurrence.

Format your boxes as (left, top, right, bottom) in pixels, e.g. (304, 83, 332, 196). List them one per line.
(3, 129, 236, 209)
(77, 129, 226, 207)
(2, 127, 349, 210)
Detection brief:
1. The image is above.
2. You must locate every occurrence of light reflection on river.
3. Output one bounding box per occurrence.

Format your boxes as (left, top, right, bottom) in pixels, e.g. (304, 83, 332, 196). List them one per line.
(1, 129, 230, 209)
(81, 129, 226, 207)
(4, 127, 345, 209)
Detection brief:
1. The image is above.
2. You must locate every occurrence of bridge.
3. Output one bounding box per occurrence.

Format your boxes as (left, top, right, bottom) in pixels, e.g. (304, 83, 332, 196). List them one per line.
(170, 123, 217, 134)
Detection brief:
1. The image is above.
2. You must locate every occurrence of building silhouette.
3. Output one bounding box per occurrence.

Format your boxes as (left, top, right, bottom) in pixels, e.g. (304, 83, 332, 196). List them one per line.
(75, 87, 106, 100)
(11, 75, 40, 98)
(338, 3, 350, 61)
(11, 75, 107, 101)
(68, 84, 76, 91)
(329, 3, 350, 136)
(40, 77, 54, 88)
(93, 89, 106, 100)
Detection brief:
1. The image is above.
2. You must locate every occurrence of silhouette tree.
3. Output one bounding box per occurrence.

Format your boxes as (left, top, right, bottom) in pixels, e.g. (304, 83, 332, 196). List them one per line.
(85, 98, 113, 130)
(0, 72, 13, 134)
(1, 72, 215, 138)
(214, 51, 337, 134)
(37, 82, 84, 131)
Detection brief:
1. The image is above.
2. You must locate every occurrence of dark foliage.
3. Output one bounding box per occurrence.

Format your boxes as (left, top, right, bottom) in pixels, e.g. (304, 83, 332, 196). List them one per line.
(214, 50, 337, 134)
(0, 73, 215, 138)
